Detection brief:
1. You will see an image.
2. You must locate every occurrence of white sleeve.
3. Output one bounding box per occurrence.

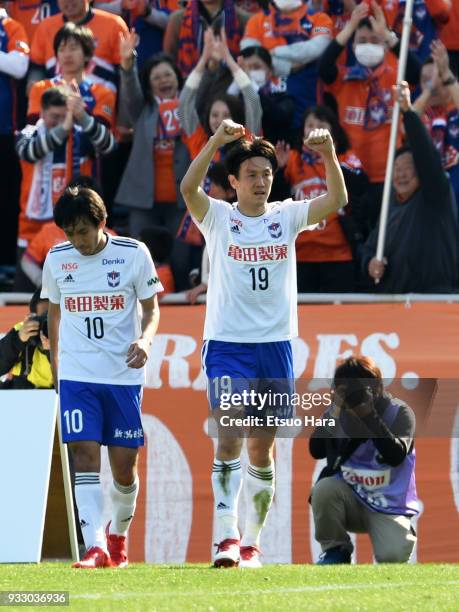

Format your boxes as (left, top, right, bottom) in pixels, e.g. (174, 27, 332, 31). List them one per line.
(0, 50, 29, 79)
(134, 242, 164, 300)
(283, 198, 316, 235)
(41, 255, 60, 303)
(192, 197, 229, 239)
(201, 246, 209, 285)
(272, 36, 331, 65)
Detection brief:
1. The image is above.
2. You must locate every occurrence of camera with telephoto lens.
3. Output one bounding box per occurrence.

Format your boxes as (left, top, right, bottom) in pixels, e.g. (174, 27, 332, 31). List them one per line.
(342, 381, 375, 410)
(28, 312, 48, 347)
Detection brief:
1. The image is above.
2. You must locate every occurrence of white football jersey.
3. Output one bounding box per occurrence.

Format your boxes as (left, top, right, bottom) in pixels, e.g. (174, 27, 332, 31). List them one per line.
(196, 197, 314, 342)
(41, 234, 163, 385)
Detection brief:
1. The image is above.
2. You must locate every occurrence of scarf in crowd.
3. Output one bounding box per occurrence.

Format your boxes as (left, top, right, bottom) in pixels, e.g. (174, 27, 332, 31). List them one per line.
(25, 120, 56, 222)
(423, 105, 459, 169)
(177, 0, 240, 77)
(270, 2, 312, 44)
(344, 63, 390, 131)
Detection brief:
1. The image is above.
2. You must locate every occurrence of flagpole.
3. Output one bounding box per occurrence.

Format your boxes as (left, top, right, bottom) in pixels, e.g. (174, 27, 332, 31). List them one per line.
(374, 0, 415, 279)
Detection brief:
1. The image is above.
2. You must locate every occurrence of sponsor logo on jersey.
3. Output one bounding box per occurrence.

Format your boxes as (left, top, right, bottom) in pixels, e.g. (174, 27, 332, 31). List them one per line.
(267, 222, 282, 238)
(227, 243, 288, 263)
(63, 273, 75, 283)
(64, 293, 126, 312)
(62, 263, 78, 271)
(341, 467, 391, 490)
(107, 270, 120, 287)
(147, 276, 160, 287)
(230, 224, 241, 234)
(102, 258, 125, 265)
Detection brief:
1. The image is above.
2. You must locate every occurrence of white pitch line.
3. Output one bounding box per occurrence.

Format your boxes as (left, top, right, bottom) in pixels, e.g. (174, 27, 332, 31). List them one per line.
(71, 580, 459, 600)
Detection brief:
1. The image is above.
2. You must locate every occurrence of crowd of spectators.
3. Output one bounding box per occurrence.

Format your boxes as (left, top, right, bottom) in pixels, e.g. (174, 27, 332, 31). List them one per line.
(0, 0, 458, 296)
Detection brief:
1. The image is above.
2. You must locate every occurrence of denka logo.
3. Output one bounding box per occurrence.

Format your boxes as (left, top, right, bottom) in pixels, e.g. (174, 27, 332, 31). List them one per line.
(147, 276, 160, 287)
(62, 263, 78, 271)
(102, 258, 125, 265)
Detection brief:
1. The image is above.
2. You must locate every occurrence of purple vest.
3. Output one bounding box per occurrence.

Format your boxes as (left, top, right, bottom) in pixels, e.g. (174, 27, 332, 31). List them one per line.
(337, 401, 419, 516)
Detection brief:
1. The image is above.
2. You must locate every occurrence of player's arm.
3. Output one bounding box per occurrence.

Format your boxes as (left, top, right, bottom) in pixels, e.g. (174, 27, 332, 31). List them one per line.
(305, 129, 348, 225)
(180, 118, 245, 222)
(48, 301, 61, 391)
(126, 295, 160, 369)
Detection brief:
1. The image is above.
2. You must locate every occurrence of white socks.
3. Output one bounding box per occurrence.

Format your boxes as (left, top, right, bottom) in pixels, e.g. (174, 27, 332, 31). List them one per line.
(211, 459, 243, 540)
(241, 462, 275, 548)
(74, 472, 106, 552)
(109, 476, 139, 536)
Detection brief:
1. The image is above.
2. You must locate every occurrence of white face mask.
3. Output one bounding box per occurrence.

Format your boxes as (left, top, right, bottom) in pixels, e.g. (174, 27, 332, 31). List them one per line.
(354, 43, 385, 68)
(274, 0, 303, 11)
(248, 69, 267, 87)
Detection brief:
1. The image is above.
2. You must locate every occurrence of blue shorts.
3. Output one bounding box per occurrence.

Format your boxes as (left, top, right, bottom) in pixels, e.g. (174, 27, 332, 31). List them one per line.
(202, 340, 294, 418)
(59, 380, 144, 447)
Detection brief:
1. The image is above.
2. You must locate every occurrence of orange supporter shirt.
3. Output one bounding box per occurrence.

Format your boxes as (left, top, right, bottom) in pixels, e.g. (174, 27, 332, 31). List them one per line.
(24, 223, 117, 266)
(156, 263, 175, 297)
(24, 222, 67, 264)
(329, 62, 400, 183)
(18, 77, 115, 245)
(7, 0, 60, 41)
(243, 6, 332, 51)
(285, 149, 357, 263)
(154, 98, 181, 203)
(440, 0, 459, 50)
(30, 8, 128, 89)
(27, 76, 115, 126)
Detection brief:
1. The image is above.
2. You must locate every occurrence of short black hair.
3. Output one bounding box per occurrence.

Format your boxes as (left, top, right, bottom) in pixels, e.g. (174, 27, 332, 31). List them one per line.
(298, 105, 350, 155)
(140, 52, 183, 104)
(41, 86, 67, 110)
(224, 137, 278, 178)
(239, 45, 272, 69)
(53, 23, 95, 67)
(53, 186, 107, 229)
(207, 162, 232, 192)
(30, 287, 48, 313)
(394, 145, 413, 160)
(139, 226, 173, 264)
(356, 17, 373, 32)
(67, 174, 103, 197)
(203, 94, 245, 137)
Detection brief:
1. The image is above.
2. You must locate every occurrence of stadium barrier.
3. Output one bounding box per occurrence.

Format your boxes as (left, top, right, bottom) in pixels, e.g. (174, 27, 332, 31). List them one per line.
(1, 301, 459, 563)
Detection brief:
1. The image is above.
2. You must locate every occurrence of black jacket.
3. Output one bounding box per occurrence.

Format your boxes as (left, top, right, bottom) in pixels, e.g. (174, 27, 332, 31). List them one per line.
(0, 327, 52, 389)
(361, 110, 458, 292)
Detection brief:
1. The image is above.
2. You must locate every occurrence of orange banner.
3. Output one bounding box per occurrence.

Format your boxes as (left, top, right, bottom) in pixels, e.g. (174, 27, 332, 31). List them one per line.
(2, 303, 459, 563)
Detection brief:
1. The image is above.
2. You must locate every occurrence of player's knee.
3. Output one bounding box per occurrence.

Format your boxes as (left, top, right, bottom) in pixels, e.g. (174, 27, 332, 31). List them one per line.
(246, 439, 274, 467)
(112, 466, 137, 487)
(69, 443, 100, 472)
(216, 437, 242, 461)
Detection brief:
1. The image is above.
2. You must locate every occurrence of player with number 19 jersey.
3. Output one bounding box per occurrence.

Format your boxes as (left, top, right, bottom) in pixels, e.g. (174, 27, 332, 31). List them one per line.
(198, 196, 315, 343)
(41, 234, 163, 385)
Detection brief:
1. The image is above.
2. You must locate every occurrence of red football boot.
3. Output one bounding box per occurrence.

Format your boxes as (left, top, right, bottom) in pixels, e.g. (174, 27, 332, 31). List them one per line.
(106, 522, 128, 568)
(213, 538, 240, 568)
(72, 546, 111, 569)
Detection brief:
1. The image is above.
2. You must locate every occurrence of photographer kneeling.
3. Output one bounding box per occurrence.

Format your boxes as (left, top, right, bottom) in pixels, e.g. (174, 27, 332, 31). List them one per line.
(310, 356, 418, 564)
(0, 288, 53, 389)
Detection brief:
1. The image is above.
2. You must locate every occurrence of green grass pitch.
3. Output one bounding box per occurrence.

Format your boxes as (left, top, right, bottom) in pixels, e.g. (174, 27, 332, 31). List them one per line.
(0, 563, 458, 611)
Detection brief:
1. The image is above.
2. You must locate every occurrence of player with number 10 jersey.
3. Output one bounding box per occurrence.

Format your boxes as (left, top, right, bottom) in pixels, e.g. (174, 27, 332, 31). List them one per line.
(41, 185, 162, 569)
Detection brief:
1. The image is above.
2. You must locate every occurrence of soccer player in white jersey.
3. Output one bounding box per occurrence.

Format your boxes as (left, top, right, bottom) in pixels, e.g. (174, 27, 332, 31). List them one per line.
(180, 119, 347, 568)
(41, 186, 163, 569)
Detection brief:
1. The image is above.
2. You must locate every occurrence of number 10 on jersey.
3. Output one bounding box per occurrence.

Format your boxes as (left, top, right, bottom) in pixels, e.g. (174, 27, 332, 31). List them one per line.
(84, 316, 104, 339)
